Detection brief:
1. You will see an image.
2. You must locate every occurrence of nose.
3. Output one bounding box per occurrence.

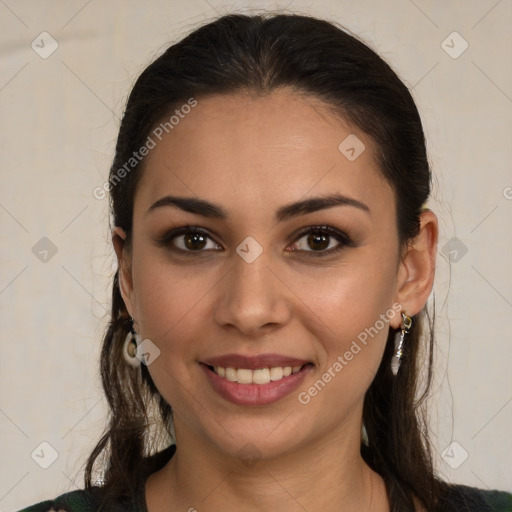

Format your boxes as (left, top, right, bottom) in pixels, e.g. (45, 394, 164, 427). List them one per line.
(213, 249, 292, 337)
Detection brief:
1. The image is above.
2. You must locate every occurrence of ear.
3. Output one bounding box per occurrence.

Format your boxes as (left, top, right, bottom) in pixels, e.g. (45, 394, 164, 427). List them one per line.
(112, 226, 136, 320)
(391, 210, 438, 329)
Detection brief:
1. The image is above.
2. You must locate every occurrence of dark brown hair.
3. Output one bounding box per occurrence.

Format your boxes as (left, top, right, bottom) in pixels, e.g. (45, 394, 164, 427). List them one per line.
(86, 13, 448, 511)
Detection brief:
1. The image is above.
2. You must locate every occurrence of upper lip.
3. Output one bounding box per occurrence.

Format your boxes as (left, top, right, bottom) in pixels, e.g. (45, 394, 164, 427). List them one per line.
(201, 353, 311, 370)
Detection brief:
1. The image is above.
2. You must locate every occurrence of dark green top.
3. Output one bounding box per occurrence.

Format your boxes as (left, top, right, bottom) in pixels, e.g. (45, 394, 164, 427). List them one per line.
(18, 445, 512, 511)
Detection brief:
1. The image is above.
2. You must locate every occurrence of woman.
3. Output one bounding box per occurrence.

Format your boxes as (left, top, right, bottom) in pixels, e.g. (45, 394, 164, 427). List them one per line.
(20, 12, 512, 512)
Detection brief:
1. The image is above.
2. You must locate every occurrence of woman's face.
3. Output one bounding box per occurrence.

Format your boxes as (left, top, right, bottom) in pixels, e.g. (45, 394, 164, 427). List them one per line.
(116, 90, 422, 462)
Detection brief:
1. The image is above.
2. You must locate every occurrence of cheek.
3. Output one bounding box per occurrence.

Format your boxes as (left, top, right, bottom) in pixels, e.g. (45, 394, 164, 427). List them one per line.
(131, 252, 209, 344)
(297, 260, 395, 331)
(294, 272, 395, 415)
(131, 255, 214, 409)
(293, 259, 396, 373)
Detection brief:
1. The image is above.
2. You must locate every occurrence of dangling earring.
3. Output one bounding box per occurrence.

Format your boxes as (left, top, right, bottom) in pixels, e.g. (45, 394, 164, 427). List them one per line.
(361, 423, 369, 447)
(123, 317, 141, 367)
(391, 312, 413, 376)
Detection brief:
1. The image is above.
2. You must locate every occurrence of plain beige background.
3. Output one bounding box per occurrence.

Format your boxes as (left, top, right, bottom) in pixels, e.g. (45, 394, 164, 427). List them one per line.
(1, 0, 511, 510)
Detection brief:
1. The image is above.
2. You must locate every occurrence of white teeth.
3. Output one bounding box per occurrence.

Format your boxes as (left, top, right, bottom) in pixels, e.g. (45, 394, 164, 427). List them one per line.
(237, 368, 253, 384)
(211, 364, 305, 384)
(270, 367, 283, 381)
(253, 368, 270, 384)
(225, 367, 237, 382)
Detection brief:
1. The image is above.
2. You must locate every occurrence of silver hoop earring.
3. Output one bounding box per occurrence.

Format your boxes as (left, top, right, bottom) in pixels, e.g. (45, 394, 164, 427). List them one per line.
(391, 312, 413, 376)
(123, 320, 141, 367)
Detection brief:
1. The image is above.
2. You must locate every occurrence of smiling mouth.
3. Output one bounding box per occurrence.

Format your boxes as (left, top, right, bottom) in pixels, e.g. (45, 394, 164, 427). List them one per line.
(204, 363, 313, 385)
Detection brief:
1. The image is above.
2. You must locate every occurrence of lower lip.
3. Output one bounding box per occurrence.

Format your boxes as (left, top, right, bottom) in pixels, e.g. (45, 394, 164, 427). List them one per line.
(201, 363, 313, 406)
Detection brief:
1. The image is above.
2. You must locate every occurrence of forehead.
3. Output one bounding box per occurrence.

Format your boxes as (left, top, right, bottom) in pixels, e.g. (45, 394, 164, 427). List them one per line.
(135, 90, 394, 220)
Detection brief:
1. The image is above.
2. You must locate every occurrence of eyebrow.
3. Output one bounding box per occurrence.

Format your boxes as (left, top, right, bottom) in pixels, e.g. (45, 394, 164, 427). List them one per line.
(147, 193, 370, 222)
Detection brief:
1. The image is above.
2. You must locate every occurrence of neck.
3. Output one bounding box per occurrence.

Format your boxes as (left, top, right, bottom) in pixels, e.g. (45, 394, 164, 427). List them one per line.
(146, 423, 389, 512)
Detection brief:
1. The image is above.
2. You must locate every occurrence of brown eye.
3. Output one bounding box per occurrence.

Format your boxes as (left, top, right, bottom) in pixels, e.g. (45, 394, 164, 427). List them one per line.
(182, 232, 208, 250)
(290, 226, 354, 256)
(306, 232, 330, 251)
(158, 227, 221, 253)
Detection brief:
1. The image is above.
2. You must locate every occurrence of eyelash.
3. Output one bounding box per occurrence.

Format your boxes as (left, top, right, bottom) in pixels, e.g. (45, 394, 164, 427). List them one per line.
(156, 225, 356, 258)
